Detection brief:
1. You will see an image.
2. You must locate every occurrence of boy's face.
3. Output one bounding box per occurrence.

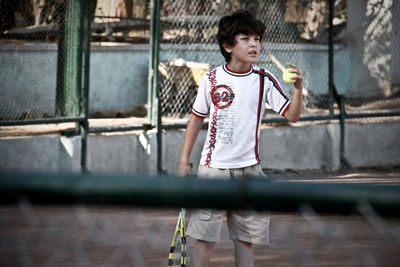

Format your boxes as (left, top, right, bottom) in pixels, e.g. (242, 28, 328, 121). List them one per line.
(224, 33, 261, 65)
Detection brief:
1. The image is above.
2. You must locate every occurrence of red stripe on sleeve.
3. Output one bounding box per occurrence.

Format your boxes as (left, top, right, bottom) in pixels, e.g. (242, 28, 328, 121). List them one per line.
(281, 103, 291, 117)
(192, 111, 206, 119)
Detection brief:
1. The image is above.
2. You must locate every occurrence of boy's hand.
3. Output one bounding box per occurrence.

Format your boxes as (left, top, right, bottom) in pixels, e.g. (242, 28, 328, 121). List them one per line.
(179, 162, 193, 177)
(284, 63, 303, 123)
(287, 63, 303, 90)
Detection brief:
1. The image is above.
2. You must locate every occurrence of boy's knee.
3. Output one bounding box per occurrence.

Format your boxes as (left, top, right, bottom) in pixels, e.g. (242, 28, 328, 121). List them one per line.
(191, 240, 215, 267)
(234, 239, 253, 250)
(194, 239, 215, 252)
(234, 240, 254, 267)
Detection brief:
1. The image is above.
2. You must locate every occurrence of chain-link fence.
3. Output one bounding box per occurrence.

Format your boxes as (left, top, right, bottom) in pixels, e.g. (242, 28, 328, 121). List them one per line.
(340, 0, 400, 117)
(2, 0, 398, 124)
(0, 0, 86, 122)
(158, 0, 400, 120)
(158, 0, 332, 119)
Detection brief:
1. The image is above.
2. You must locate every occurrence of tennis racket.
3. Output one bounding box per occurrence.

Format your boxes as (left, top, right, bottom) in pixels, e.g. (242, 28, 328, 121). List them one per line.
(168, 208, 187, 267)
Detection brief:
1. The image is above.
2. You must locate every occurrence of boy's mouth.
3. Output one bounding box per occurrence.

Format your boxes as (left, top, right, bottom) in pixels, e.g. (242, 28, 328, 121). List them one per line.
(249, 51, 258, 56)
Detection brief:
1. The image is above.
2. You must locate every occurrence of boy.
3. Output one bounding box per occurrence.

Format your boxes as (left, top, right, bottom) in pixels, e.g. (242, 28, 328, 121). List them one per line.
(179, 10, 303, 267)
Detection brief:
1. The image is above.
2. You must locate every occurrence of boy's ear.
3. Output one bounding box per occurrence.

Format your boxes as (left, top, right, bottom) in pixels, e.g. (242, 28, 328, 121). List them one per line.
(222, 43, 233, 54)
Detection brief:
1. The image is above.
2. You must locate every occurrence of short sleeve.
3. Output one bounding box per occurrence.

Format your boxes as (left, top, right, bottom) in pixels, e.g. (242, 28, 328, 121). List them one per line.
(192, 72, 211, 118)
(264, 72, 291, 116)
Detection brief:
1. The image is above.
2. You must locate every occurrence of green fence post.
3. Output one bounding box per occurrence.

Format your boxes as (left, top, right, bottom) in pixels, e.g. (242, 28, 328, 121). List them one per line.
(147, 0, 160, 126)
(80, 0, 91, 173)
(56, 0, 82, 117)
(147, 0, 162, 172)
(328, 0, 334, 115)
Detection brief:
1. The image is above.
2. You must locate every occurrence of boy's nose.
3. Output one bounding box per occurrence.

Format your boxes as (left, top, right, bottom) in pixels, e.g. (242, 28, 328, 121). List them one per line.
(249, 38, 257, 47)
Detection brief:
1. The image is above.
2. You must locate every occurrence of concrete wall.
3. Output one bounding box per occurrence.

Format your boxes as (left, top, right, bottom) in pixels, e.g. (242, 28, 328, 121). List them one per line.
(345, 121, 400, 168)
(258, 123, 341, 171)
(1, 121, 399, 175)
(0, 135, 81, 173)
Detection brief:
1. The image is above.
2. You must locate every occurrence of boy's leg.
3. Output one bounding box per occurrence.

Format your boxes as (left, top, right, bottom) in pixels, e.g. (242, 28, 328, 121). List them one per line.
(233, 240, 254, 267)
(192, 239, 215, 267)
(187, 208, 225, 266)
(228, 164, 269, 266)
(187, 165, 230, 266)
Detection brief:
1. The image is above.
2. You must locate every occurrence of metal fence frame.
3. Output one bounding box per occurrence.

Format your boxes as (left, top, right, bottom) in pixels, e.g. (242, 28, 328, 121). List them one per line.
(0, 0, 92, 172)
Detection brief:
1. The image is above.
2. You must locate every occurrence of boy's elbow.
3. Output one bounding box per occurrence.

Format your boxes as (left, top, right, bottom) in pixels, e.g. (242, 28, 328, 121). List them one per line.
(285, 113, 300, 123)
(291, 114, 301, 122)
(284, 105, 302, 122)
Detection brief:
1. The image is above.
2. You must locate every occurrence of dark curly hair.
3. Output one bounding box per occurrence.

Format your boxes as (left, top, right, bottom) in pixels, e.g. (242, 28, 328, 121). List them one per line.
(217, 10, 266, 62)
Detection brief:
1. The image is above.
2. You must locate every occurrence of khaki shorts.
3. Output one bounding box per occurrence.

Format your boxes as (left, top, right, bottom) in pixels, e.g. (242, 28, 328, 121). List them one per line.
(186, 164, 270, 245)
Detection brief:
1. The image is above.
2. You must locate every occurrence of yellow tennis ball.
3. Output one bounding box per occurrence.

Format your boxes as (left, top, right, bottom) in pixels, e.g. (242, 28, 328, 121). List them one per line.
(282, 68, 296, 84)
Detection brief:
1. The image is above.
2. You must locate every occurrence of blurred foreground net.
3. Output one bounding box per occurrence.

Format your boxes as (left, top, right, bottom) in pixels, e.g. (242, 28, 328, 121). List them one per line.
(0, 171, 399, 266)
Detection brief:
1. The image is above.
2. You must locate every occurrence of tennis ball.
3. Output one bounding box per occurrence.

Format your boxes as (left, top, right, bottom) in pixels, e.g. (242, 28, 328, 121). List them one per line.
(282, 68, 297, 84)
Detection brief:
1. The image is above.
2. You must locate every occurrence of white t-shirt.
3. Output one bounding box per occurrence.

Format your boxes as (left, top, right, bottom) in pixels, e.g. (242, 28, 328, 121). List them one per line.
(192, 64, 291, 169)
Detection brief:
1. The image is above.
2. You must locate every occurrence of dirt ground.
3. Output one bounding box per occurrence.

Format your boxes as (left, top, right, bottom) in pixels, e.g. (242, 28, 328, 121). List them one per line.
(0, 168, 399, 267)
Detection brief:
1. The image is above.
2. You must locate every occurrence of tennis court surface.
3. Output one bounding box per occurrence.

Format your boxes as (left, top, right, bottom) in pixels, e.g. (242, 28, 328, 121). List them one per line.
(1, 168, 399, 266)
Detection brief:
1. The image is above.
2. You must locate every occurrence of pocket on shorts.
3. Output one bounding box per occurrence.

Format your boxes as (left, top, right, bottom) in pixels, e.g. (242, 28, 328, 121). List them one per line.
(197, 209, 213, 220)
(245, 164, 266, 177)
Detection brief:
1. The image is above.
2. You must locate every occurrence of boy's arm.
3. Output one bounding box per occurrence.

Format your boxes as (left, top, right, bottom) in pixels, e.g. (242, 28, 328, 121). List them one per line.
(179, 114, 205, 176)
(284, 63, 303, 123)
